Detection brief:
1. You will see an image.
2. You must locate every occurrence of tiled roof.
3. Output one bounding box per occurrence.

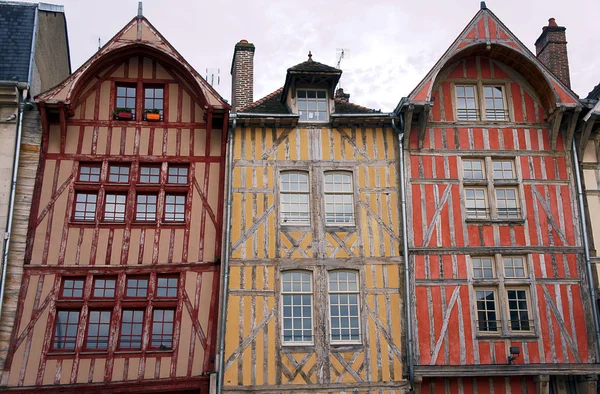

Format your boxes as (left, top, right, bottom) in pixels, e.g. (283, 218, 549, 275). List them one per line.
(334, 98, 379, 114)
(239, 88, 291, 114)
(586, 83, 600, 100)
(288, 59, 341, 74)
(0, 2, 36, 82)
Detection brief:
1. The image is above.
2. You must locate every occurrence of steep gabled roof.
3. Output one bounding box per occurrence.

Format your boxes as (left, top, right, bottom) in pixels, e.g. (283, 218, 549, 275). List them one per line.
(282, 53, 342, 103)
(402, 4, 579, 112)
(288, 58, 341, 74)
(37, 13, 229, 110)
(587, 83, 600, 100)
(334, 98, 379, 114)
(0, 2, 36, 82)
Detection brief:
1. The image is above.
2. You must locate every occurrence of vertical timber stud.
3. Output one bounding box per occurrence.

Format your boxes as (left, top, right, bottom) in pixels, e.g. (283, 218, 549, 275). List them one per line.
(535, 375, 550, 394)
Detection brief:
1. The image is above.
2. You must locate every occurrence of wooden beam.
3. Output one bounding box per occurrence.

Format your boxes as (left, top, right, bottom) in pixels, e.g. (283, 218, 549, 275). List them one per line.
(550, 106, 565, 150)
(535, 374, 550, 394)
(565, 106, 581, 150)
(403, 104, 414, 147)
(579, 114, 598, 157)
(417, 105, 430, 150)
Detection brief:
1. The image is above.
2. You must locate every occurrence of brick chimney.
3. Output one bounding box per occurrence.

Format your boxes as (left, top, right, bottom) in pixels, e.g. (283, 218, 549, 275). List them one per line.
(335, 88, 350, 102)
(535, 18, 571, 88)
(230, 39, 255, 112)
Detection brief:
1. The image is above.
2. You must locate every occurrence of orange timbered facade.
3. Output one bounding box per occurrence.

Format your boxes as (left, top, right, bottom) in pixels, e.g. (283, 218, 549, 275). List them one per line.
(1, 12, 228, 392)
(398, 5, 598, 393)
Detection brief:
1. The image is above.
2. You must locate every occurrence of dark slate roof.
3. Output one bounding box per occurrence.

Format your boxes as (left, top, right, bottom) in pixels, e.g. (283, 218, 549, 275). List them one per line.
(586, 83, 600, 100)
(288, 59, 341, 74)
(0, 2, 36, 82)
(240, 88, 292, 114)
(240, 88, 379, 115)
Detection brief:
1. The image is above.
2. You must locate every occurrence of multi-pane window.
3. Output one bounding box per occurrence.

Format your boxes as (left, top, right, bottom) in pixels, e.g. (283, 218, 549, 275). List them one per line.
(116, 85, 136, 118)
(144, 86, 164, 119)
(136, 194, 158, 222)
(157, 276, 178, 298)
(484, 86, 507, 121)
(456, 85, 478, 120)
(79, 164, 101, 182)
(504, 257, 526, 278)
(495, 188, 519, 219)
(471, 255, 534, 335)
(139, 166, 161, 184)
(463, 159, 484, 180)
(151, 309, 174, 349)
(74, 193, 97, 221)
(328, 271, 360, 343)
(108, 165, 130, 183)
(507, 289, 531, 331)
(168, 166, 188, 184)
(493, 160, 514, 180)
(476, 290, 499, 332)
(324, 172, 354, 225)
(104, 194, 127, 222)
(280, 172, 310, 225)
(297, 89, 327, 121)
(472, 257, 494, 279)
(126, 277, 149, 298)
(164, 194, 186, 222)
(85, 311, 111, 350)
(53, 310, 80, 350)
(61, 278, 85, 298)
(120, 310, 144, 349)
(465, 188, 487, 219)
(93, 277, 116, 298)
(463, 158, 521, 220)
(282, 271, 313, 344)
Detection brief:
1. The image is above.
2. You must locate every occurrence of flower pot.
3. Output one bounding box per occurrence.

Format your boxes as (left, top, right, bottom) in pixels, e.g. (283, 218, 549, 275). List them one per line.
(146, 113, 160, 121)
(117, 111, 132, 120)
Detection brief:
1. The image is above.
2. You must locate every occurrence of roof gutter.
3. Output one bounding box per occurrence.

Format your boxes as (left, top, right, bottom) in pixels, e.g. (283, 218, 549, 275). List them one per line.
(235, 112, 299, 118)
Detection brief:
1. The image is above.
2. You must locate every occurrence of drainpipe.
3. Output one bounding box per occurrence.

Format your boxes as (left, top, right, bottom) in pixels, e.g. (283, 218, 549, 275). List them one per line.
(216, 116, 236, 394)
(391, 116, 415, 389)
(572, 139, 600, 361)
(0, 89, 25, 321)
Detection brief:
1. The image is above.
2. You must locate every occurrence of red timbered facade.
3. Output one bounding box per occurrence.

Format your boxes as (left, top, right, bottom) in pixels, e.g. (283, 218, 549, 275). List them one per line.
(0, 11, 229, 392)
(397, 4, 598, 393)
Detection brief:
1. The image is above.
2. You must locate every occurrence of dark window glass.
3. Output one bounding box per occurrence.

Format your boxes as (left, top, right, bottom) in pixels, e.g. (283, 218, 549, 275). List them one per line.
(74, 193, 97, 221)
(79, 165, 101, 182)
(108, 165, 130, 183)
(120, 310, 144, 349)
(85, 310, 111, 350)
(61, 278, 85, 299)
(139, 166, 160, 184)
(93, 278, 116, 298)
(126, 277, 149, 298)
(156, 277, 178, 298)
(53, 310, 80, 350)
(151, 309, 174, 349)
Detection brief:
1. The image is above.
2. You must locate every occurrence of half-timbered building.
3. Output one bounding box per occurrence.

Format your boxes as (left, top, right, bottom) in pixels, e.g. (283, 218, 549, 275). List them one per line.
(220, 43, 408, 393)
(1, 7, 229, 392)
(396, 3, 599, 393)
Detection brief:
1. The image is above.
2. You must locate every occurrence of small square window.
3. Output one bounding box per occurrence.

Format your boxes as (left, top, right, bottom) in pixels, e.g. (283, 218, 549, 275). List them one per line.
(74, 193, 97, 222)
(136, 194, 158, 222)
(504, 257, 527, 278)
(297, 89, 328, 121)
(492, 160, 515, 180)
(472, 257, 495, 279)
(104, 194, 127, 222)
(463, 159, 485, 180)
(156, 276, 178, 298)
(139, 166, 161, 184)
(108, 165, 130, 183)
(78, 164, 101, 183)
(93, 277, 116, 298)
(126, 277, 149, 298)
(167, 166, 188, 184)
(164, 194, 186, 222)
(61, 278, 85, 299)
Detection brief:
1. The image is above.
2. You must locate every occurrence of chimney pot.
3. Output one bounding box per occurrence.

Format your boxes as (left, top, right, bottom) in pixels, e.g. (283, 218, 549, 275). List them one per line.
(548, 18, 557, 26)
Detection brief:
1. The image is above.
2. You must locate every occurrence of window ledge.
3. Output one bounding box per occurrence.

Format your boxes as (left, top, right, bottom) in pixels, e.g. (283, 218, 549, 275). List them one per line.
(476, 333, 538, 341)
(281, 344, 315, 352)
(329, 343, 363, 350)
(280, 224, 312, 231)
(465, 218, 525, 225)
(325, 225, 357, 232)
(463, 180, 488, 186)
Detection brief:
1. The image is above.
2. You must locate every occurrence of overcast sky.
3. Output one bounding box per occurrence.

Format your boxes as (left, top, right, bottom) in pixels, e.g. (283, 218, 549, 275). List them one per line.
(21, 0, 600, 111)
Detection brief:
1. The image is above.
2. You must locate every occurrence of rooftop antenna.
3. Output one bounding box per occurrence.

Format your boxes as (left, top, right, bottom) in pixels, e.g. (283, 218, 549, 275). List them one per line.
(98, 37, 101, 51)
(335, 48, 350, 88)
(138, 1, 143, 17)
(205, 68, 220, 87)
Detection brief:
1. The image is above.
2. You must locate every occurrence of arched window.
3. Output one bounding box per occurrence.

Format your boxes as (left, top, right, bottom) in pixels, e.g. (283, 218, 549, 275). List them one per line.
(280, 171, 310, 225)
(328, 270, 360, 343)
(324, 171, 354, 225)
(281, 271, 313, 344)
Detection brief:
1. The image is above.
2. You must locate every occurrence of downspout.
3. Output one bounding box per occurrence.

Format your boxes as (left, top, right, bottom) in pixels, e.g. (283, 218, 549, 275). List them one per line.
(216, 116, 236, 394)
(391, 117, 415, 389)
(572, 139, 600, 361)
(0, 5, 38, 321)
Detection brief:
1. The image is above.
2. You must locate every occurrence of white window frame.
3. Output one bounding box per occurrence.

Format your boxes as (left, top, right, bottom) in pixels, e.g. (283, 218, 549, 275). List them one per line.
(324, 171, 355, 226)
(463, 159, 485, 180)
(281, 271, 314, 345)
(503, 256, 527, 279)
(505, 288, 533, 333)
(455, 85, 479, 121)
(280, 171, 311, 226)
(328, 270, 361, 344)
(471, 257, 495, 279)
(492, 159, 515, 180)
(495, 187, 520, 219)
(475, 288, 500, 334)
(483, 85, 508, 121)
(297, 89, 328, 122)
(464, 187, 488, 219)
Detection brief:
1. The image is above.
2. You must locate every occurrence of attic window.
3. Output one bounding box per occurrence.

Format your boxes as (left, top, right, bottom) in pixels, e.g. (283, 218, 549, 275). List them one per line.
(297, 89, 327, 121)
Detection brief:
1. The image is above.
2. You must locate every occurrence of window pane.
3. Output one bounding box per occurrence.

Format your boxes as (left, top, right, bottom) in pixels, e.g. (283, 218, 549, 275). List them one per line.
(120, 310, 144, 349)
(151, 309, 174, 349)
(456, 85, 479, 120)
(484, 86, 506, 120)
(465, 188, 487, 218)
(472, 257, 494, 279)
(74, 193, 97, 221)
(126, 277, 149, 297)
(62, 278, 85, 298)
(493, 160, 514, 180)
(329, 271, 360, 342)
(164, 194, 186, 222)
(86, 311, 111, 349)
(475, 290, 498, 332)
(136, 194, 158, 222)
(324, 172, 354, 224)
(507, 289, 530, 331)
(93, 278, 116, 298)
(108, 165, 130, 183)
(157, 276, 178, 298)
(139, 166, 160, 183)
(496, 188, 520, 219)
(79, 165, 101, 182)
(280, 172, 310, 225)
(53, 310, 80, 350)
(297, 89, 327, 121)
(104, 194, 127, 222)
(282, 271, 312, 343)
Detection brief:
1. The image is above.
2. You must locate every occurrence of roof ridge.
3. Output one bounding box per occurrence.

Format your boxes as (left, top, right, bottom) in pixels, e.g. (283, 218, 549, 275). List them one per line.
(333, 96, 375, 112)
(239, 87, 283, 111)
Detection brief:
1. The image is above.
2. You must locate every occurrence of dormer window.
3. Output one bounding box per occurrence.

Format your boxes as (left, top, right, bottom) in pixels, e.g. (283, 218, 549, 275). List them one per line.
(297, 89, 327, 121)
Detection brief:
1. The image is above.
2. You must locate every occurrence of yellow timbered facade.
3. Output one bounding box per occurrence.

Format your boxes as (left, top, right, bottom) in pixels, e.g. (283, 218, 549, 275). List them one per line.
(221, 47, 408, 393)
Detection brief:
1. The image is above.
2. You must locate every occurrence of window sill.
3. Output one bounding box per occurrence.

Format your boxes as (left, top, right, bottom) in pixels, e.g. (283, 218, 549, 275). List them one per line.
(280, 224, 312, 231)
(281, 344, 315, 352)
(325, 225, 357, 232)
(463, 180, 488, 186)
(329, 342, 363, 350)
(465, 218, 525, 225)
(476, 333, 538, 341)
